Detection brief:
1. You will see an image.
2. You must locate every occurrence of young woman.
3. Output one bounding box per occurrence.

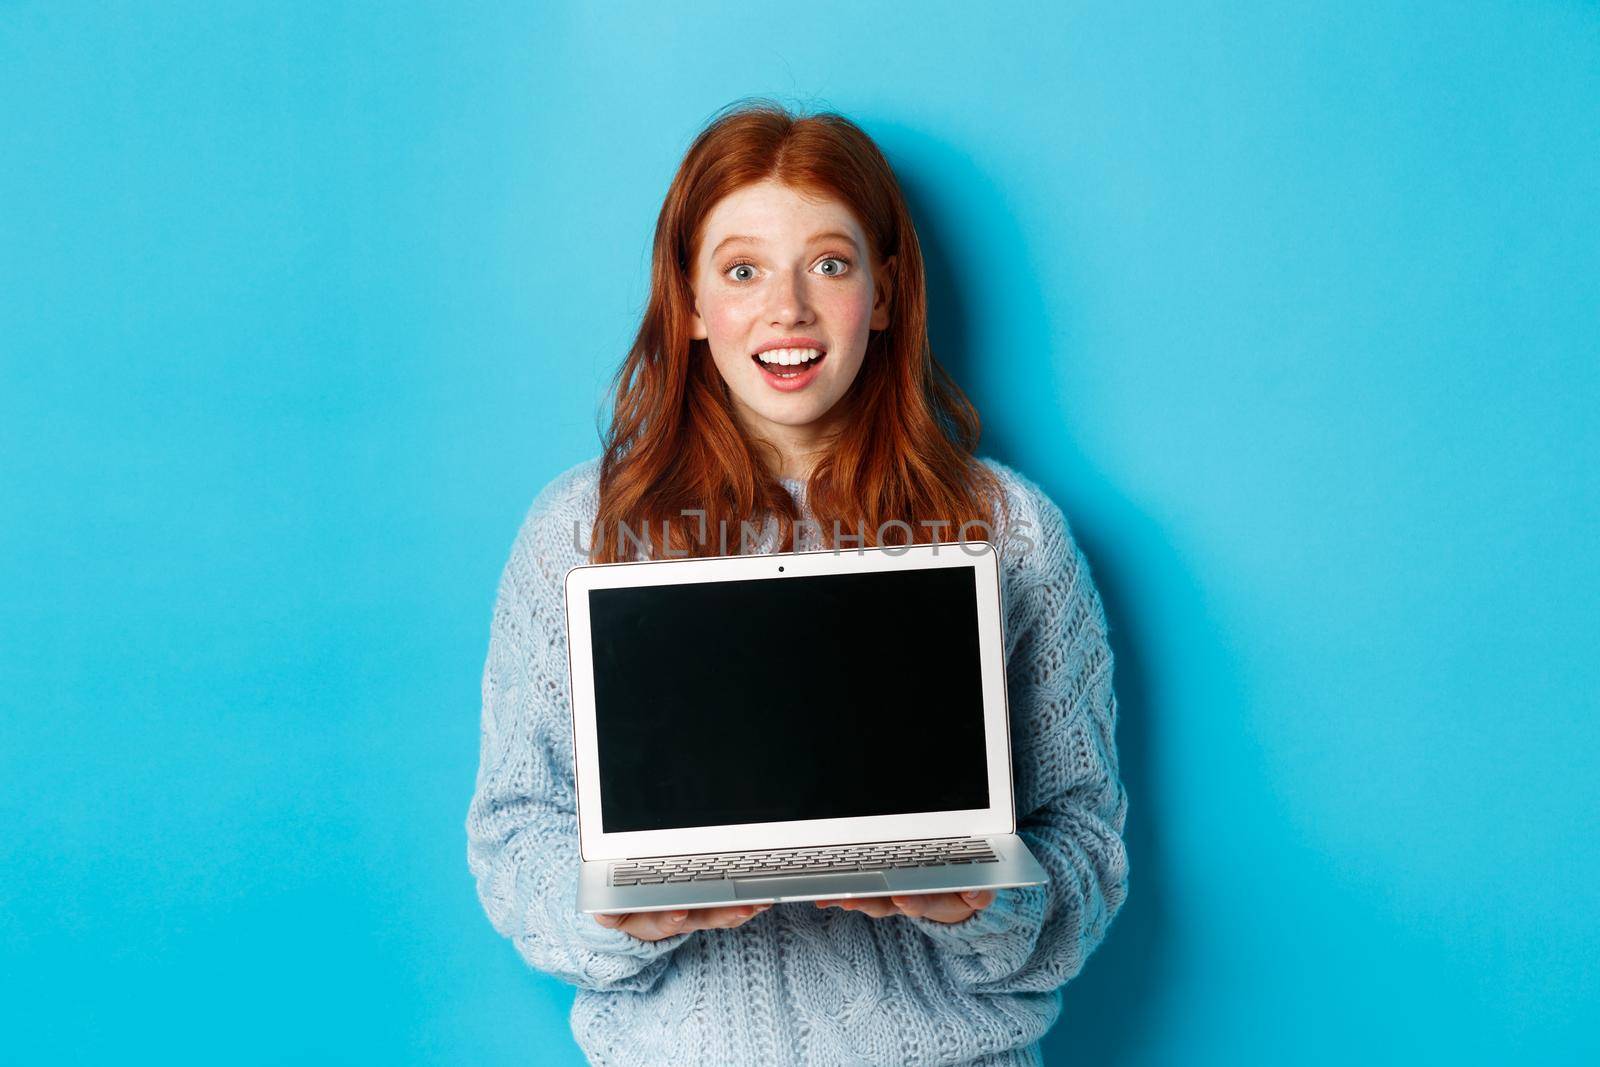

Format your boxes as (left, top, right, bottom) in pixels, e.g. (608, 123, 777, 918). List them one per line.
(466, 100, 1129, 1066)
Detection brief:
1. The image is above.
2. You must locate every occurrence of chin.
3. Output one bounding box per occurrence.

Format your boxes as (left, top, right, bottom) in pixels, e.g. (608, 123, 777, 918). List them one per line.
(748, 402, 832, 427)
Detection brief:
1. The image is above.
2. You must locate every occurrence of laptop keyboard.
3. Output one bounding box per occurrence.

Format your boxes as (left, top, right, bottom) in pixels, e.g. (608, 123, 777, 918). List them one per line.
(608, 838, 998, 886)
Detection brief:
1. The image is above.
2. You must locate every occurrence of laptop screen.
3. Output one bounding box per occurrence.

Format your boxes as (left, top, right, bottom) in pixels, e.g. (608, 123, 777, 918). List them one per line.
(587, 565, 991, 834)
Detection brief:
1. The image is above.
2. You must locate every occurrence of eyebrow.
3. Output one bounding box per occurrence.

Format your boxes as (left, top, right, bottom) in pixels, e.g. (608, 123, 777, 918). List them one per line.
(710, 231, 860, 258)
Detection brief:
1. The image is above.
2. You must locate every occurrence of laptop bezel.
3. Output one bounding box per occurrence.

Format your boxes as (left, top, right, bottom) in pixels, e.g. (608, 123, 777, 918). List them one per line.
(564, 541, 1016, 862)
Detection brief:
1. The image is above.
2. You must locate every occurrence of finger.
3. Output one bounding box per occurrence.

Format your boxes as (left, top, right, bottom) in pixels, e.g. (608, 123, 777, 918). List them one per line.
(851, 897, 901, 919)
(890, 895, 930, 918)
(893, 893, 970, 924)
(924, 891, 998, 924)
(624, 909, 689, 941)
(688, 906, 734, 928)
(704, 905, 763, 928)
(636, 915, 688, 940)
(692, 904, 773, 931)
(961, 889, 997, 911)
(926, 895, 978, 923)
(593, 912, 623, 928)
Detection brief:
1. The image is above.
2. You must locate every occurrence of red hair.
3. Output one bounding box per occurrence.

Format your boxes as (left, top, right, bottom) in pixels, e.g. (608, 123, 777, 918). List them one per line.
(591, 99, 1007, 562)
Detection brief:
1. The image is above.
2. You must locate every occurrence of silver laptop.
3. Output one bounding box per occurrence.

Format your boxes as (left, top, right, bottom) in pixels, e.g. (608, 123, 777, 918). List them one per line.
(564, 540, 1048, 914)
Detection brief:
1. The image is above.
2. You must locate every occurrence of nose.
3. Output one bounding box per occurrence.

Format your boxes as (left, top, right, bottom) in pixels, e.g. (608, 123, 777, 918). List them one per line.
(767, 264, 816, 327)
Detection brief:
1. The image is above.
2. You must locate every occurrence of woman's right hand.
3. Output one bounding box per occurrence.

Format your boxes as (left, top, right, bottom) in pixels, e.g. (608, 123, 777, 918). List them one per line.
(593, 904, 772, 942)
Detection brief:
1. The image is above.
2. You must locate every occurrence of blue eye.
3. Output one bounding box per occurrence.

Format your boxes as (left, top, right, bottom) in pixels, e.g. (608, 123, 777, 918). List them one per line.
(722, 255, 852, 282)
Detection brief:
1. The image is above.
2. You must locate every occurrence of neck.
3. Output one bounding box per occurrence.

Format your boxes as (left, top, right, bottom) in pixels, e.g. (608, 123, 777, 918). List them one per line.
(736, 408, 841, 483)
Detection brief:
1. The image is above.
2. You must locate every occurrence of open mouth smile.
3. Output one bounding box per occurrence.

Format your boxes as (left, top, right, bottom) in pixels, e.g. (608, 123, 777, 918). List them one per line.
(751, 346, 827, 391)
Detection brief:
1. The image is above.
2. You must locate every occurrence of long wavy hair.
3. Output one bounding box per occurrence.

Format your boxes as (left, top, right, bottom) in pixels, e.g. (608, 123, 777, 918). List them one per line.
(591, 99, 1007, 563)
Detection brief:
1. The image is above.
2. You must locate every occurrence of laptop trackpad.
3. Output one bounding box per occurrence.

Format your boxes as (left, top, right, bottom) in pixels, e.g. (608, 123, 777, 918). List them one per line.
(734, 872, 890, 899)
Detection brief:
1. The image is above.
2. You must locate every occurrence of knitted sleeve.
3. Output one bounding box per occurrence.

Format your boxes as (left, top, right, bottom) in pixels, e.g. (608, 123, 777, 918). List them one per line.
(464, 466, 689, 991)
(901, 470, 1130, 992)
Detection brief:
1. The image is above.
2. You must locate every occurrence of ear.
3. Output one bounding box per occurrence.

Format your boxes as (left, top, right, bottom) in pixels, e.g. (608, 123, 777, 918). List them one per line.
(870, 255, 896, 331)
(687, 276, 708, 341)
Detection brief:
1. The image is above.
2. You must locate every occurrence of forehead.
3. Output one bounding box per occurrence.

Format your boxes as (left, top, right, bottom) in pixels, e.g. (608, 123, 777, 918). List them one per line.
(698, 179, 867, 251)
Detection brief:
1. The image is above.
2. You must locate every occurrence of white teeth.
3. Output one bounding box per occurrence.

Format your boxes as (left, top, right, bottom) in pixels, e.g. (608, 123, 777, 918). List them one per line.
(756, 347, 823, 366)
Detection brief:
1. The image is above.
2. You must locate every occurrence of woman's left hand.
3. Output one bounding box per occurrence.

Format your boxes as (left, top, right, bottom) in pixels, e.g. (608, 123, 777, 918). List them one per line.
(813, 889, 996, 924)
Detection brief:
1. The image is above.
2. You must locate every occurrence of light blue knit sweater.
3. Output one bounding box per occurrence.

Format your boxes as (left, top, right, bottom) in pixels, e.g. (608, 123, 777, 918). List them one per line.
(465, 456, 1129, 1066)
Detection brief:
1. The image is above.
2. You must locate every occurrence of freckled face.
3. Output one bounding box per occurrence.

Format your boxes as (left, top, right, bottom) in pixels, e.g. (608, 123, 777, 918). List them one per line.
(688, 179, 892, 437)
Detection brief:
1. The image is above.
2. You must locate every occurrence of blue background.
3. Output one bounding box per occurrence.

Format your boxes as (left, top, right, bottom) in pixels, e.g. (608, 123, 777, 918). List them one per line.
(3, 2, 1596, 1063)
